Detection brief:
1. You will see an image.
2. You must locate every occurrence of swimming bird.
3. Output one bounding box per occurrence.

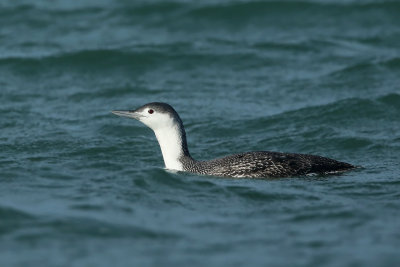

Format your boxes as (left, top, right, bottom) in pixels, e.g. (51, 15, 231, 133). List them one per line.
(112, 102, 355, 178)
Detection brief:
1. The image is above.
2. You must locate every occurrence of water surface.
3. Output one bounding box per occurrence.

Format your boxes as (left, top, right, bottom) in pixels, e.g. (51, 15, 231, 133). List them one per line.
(1, 1, 400, 266)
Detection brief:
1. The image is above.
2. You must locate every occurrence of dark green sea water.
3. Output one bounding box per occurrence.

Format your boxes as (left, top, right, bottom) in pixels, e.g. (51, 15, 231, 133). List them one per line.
(1, 0, 400, 266)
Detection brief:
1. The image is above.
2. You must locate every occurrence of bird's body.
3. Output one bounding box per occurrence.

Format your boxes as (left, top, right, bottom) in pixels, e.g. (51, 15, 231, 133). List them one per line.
(180, 151, 354, 178)
(112, 102, 355, 178)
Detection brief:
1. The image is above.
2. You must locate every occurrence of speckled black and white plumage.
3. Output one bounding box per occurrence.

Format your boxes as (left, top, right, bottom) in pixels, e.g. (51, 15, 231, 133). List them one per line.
(180, 152, 354, 178)
(114, 102, 355, 178)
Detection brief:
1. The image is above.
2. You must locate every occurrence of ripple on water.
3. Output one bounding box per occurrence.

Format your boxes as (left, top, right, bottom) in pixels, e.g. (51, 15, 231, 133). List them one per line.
(11, 217, 182, 242)
(0, 205, 37, 235)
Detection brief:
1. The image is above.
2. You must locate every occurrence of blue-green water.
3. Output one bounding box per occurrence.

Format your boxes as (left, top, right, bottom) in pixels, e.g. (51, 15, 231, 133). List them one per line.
(1, 0, 400, 266)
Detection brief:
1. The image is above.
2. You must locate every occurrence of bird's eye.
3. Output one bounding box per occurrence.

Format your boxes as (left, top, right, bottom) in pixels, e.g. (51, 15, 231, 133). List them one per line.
(148, 109, 154, 114)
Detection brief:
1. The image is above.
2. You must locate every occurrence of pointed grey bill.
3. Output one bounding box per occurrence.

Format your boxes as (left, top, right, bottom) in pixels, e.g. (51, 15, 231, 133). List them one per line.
(111, 110, 142, 120)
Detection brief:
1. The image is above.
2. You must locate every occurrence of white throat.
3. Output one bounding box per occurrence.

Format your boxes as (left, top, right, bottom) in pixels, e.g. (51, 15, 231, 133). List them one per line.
(153, 125, 185, 171)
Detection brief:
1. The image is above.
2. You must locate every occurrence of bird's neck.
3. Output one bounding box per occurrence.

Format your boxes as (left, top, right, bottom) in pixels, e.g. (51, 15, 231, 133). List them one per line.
(153, 124, 191, 171)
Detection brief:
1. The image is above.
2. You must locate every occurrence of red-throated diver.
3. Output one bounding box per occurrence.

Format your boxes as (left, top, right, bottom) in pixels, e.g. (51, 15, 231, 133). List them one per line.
(112, 102, 355, 178)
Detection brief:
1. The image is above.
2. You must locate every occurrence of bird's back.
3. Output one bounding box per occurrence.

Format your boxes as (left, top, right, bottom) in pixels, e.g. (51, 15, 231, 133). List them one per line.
(182, 151, 355, 178)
